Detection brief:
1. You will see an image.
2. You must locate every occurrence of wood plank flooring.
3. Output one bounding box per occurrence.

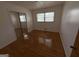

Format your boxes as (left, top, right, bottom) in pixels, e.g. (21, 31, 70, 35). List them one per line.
(0, 30, 65, 57)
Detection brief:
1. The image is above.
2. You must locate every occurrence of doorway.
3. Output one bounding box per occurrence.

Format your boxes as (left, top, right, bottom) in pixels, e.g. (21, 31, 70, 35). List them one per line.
(9, 12, 28, 40)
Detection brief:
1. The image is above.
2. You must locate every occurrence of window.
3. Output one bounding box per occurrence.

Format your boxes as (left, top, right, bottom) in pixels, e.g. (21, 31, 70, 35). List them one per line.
(45, 12, 54, 22)
(37, 12, 55, 22)
(19, 14, 26, 22)
(37, 13, 44, 22)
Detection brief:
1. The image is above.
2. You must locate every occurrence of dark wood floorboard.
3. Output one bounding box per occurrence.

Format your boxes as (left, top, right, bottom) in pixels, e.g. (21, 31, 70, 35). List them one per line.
(0, 30, 65, 57)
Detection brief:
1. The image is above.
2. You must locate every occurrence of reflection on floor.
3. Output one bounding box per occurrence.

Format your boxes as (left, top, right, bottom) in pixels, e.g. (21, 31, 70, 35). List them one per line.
(0, 30, 65, 57)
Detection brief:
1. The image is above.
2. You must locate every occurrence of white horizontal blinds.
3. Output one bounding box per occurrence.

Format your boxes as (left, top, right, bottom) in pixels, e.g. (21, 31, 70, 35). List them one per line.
(19, 15, 26, 22)
(37, 13, 44, 22)
(37, 12, 55, 22)
(45, 12, 54, 22)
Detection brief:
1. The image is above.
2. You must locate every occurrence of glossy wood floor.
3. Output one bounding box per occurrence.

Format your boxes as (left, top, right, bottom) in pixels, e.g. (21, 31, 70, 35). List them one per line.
(0, 30, 65, 57)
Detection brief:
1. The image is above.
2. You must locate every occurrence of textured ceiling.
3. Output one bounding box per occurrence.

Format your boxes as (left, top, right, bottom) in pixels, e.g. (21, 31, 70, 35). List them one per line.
(5, 1, 64, 10)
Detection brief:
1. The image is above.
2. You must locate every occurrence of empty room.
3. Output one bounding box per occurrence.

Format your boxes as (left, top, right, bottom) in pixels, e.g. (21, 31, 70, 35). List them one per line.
(0, 1, 79, 57)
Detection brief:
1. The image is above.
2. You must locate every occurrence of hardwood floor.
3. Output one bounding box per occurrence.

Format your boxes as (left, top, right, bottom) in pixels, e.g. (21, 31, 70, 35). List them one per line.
(0, 30, 65, 57)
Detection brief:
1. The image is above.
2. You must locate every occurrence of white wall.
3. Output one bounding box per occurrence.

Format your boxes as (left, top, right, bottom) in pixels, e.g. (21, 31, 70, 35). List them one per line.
(10, 12, 20, 28)
(32, 5, 63, 32)
(7, 3, 33, 32)
(0, 2, 33, 49)
(26, 11, 33, 32)
(0, 6, 17, 49)
(61, 2, 79, 56)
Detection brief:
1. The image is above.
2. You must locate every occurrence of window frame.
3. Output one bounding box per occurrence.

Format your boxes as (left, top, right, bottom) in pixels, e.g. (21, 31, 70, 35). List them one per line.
(36, 11, 55, 23)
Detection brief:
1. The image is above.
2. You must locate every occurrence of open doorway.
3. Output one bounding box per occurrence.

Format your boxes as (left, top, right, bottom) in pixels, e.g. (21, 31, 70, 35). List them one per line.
(9, 12, 28, 40)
